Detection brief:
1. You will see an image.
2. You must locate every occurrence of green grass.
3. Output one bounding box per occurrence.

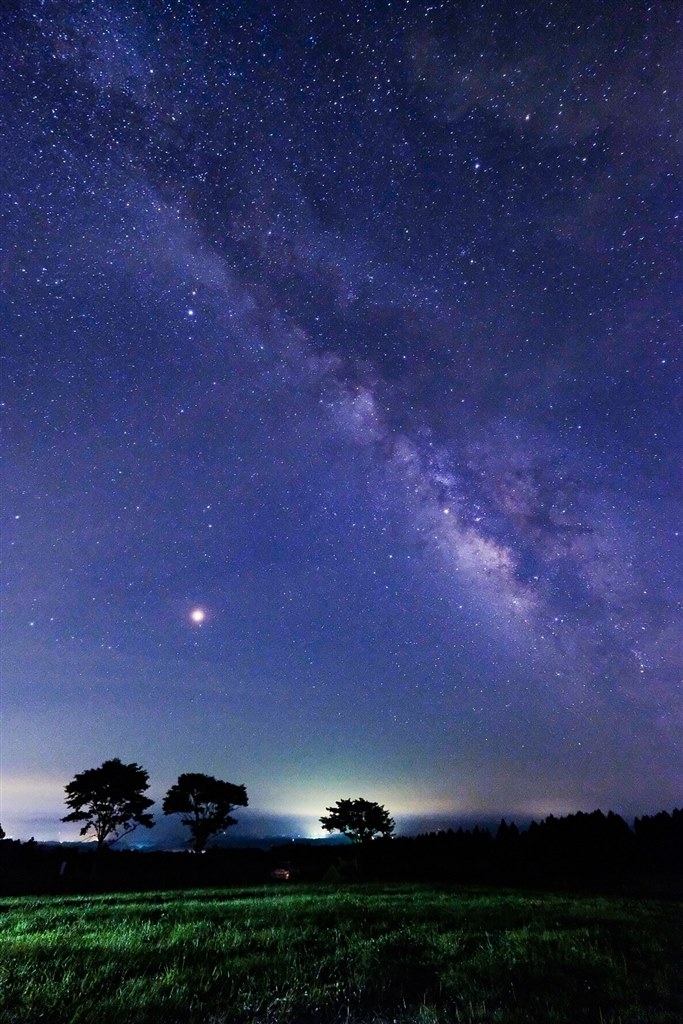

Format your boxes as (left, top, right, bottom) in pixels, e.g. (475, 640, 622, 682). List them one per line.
(0, 884, 680, 1023)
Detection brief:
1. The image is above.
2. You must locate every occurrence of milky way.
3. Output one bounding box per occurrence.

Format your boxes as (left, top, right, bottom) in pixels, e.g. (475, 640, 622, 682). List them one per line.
(2, 0, 681, 840)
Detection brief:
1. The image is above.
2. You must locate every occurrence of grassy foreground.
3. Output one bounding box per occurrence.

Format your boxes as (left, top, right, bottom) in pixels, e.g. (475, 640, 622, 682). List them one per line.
(0, 884, 680, 1023)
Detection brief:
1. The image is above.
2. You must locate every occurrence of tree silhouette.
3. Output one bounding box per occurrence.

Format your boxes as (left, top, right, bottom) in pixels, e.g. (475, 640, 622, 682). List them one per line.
(320, 797, 395, 843)
(62, 758, 154, 850)
(162, 773, 248, 852)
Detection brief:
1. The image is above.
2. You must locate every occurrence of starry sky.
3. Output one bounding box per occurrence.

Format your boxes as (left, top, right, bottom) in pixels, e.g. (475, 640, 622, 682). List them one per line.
(2, 0, 681, 842)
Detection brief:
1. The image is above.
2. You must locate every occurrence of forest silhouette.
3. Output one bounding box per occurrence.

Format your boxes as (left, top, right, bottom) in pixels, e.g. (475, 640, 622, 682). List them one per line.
(0, 759, 679, 894)
(1, 804, 680, 896)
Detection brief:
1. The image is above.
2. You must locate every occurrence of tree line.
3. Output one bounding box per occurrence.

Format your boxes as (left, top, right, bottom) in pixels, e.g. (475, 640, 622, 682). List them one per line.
(57, 758, 394, 852)
(1, 758, 679, 894)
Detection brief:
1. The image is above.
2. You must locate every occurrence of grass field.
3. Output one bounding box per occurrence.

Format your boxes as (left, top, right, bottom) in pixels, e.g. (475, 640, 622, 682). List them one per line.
(0, 884, 680, 1023)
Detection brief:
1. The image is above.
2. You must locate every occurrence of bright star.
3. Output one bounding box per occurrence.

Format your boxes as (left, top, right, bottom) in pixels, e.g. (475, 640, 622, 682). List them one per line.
(189, 608, 206, 624)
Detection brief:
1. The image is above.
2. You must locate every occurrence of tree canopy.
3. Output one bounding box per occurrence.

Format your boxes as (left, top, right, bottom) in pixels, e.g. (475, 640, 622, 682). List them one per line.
(320, 797, 395, 843)
(162, 773, 248, 852)
(62, 758, 154, 850)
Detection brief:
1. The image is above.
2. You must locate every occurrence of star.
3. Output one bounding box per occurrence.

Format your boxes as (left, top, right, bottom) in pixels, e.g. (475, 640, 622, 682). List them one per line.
(189, 608, 206, 624)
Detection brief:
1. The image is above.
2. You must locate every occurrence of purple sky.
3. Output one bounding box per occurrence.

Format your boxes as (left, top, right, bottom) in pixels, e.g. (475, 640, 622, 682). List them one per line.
(2, 0, 681, 842)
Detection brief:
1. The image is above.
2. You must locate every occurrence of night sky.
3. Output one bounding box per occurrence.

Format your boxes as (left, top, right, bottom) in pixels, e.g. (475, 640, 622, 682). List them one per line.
(2, 0, 681, 842)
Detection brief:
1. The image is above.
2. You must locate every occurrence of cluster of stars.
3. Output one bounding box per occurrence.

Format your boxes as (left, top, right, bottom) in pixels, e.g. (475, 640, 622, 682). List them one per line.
(1, 0, 680, 839)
